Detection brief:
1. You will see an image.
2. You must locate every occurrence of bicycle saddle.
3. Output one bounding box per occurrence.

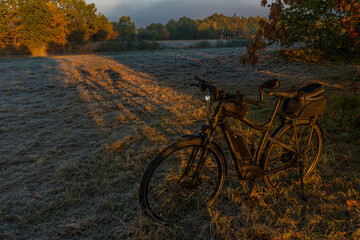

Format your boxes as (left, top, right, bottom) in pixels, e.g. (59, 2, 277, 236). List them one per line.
(268, 90, 298, 98)
(268, 83, 324, 99)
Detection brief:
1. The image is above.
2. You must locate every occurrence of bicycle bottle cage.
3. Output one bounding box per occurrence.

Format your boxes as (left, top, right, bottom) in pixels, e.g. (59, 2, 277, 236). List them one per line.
(283, 83, 326, 117)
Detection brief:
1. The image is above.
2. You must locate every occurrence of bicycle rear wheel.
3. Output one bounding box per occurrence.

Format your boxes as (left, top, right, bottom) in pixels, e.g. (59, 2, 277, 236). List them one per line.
(139, 138, 226, 223)
(262, 120, 323, 191)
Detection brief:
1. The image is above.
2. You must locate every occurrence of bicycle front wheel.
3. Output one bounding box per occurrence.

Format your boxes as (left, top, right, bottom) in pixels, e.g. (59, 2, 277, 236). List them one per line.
(139, 138, 226, 223)
(262, 120, 323, 191)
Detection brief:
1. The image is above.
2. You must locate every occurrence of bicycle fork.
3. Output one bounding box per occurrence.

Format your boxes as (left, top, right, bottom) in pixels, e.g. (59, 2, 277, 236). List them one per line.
(178, 126, 217, 188)
(189, 127, 217, 186)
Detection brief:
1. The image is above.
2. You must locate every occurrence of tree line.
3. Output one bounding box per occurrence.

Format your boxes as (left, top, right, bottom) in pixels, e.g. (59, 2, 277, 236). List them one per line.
(3, 0, 357, 61)
(0, 1, 262, 55)
(113, 14, 262, 41)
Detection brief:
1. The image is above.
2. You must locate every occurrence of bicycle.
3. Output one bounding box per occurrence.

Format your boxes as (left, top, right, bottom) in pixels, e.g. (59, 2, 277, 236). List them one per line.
(139, 76, 326, 223)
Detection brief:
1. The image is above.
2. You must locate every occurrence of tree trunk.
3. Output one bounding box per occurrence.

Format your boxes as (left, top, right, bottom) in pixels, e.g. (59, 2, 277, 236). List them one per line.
(30, 46, 48, 57)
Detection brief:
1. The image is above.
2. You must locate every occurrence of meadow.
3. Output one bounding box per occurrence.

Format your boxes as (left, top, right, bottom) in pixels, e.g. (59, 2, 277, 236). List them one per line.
(0, 47, 359, 239)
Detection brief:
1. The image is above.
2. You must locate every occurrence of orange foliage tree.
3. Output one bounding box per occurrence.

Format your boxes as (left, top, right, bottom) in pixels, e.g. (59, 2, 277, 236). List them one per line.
(338, 0, 360, 45)
(242, 0, 360, 65)
(17, 0, 68, 56)
(0, 0, 21, 47)
(0, 0, 115, 55)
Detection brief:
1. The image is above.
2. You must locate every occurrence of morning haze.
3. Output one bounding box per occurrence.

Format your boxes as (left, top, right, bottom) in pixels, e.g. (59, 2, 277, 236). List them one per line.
(85, 0, 268, 27)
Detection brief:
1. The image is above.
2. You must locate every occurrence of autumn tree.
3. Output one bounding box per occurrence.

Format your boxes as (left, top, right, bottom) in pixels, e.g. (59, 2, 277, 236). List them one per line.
(0, 0, 20, 47)
(247, 16, 261, 36)
(242, 0, 360, 65)
(232, 16, 248, 37)
(0, 0, 115, 54)
(209, 14, 234, 39)
(196, 14, 261, 40)
(159, 27, 170, 40)
(338, 0, 360, 45)
(58, 0, 114, 44)
(17, 0, 68, 56)
(198, 21, 212, 39)
(90, 14, 115, 41)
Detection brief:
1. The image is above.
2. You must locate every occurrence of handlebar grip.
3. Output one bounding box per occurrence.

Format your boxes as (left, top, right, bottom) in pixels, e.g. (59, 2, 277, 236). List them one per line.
(243, 97, 260, 106)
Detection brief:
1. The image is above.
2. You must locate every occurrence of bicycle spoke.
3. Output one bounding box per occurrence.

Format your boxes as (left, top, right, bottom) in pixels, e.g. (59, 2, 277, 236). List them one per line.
(140, 139, 225, 222)
(263, 122, 322, 191)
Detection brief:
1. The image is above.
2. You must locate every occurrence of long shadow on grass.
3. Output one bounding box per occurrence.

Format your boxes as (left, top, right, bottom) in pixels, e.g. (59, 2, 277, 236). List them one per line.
(0, 56, 108, 239)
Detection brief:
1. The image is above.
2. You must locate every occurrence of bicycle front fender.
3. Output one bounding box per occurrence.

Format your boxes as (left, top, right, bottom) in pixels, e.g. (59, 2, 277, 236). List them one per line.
(181, 134, 204, 140)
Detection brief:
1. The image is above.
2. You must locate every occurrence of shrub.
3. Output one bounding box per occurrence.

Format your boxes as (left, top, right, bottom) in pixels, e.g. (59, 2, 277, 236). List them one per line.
(195, 41, 211, 48)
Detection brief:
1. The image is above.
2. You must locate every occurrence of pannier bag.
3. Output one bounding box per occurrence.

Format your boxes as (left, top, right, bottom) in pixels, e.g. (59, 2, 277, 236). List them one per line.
(224, 100, 248, 119)
(283, 83, 326, 117)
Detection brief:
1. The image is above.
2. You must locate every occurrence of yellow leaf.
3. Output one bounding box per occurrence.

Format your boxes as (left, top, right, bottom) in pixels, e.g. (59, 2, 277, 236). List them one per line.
(346, 200, 359, 208)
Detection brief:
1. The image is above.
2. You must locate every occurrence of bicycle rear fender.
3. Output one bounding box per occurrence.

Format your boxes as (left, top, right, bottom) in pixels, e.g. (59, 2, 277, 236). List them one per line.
(292, 118, 326, 141)
(181, 134, 228, 176)
(314, 121, 326, 141)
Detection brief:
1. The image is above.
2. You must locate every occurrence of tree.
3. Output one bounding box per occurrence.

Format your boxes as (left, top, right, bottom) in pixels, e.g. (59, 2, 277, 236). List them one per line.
(159, 27, 170, 40)
(1, 0, 115, 54)
(56, 0, 115, 44)
(18, 0, 68, 56)
(0, 0, 21, 47)
(114, 16, 136, 39)
(91, 14, 115, 41)
(144, 23, 164, 40)
(338, 0, 360, 45)
(209, 14, 233, 39)
(232, 16, 248, 37)
(198, 21, 212, 39)
(242, 0, 360, 65)
(165, 19, 179, 40)
(177, 16, 198, 40)
(247, 17, 260, 36)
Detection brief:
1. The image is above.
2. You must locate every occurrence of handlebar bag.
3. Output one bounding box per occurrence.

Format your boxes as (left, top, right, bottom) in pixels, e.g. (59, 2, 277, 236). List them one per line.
(283, 83, 326, 117)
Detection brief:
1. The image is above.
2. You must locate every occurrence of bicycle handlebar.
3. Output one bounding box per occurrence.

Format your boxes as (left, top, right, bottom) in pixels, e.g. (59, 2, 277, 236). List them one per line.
(194, 75, 262, 107)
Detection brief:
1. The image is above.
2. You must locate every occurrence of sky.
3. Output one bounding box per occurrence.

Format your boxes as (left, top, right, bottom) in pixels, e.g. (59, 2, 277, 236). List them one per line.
(84, 0, 269, 27)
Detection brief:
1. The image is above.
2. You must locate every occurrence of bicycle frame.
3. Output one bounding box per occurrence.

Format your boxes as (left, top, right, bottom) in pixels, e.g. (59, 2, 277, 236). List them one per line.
(140, 78, 326, 222)
(196, 97, 312, 183)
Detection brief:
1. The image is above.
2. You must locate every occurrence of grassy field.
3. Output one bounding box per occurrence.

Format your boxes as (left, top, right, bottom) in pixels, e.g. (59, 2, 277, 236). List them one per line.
(0, 47, 359, 239)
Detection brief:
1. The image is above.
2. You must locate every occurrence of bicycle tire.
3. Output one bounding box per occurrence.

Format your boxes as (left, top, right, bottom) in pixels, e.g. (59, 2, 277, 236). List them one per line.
(262, 120, 323, 191)
(139, 138, 226, 223)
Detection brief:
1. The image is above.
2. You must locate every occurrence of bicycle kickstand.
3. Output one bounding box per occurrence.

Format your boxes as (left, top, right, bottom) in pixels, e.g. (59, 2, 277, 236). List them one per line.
(245, 178, 258, 200)
(299, 161, 307, 201)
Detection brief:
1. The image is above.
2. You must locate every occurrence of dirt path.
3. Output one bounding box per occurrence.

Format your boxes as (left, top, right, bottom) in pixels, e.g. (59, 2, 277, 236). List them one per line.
(0, 48, 355, 238)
